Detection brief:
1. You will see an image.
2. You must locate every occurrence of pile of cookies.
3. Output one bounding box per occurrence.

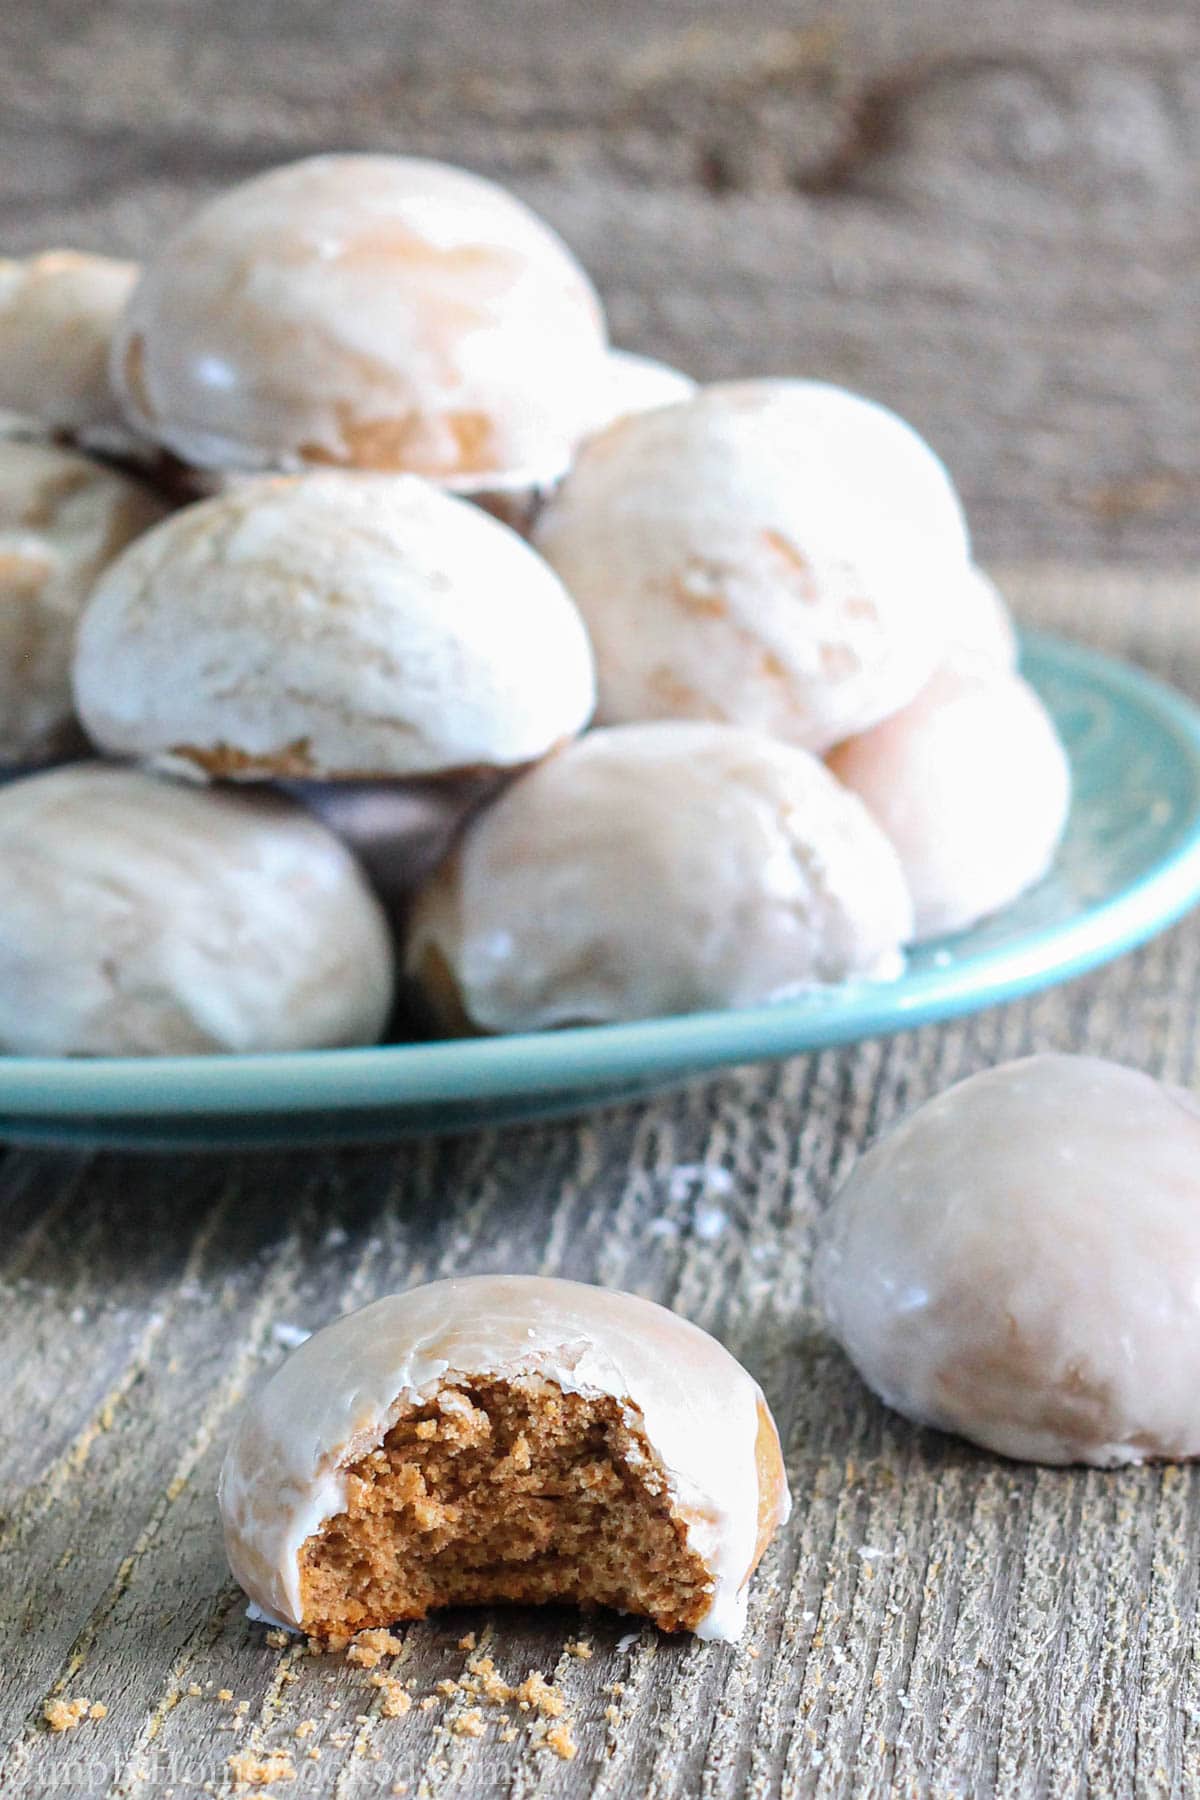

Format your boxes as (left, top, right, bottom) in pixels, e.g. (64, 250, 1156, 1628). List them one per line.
(0, 153, 1070, 1056)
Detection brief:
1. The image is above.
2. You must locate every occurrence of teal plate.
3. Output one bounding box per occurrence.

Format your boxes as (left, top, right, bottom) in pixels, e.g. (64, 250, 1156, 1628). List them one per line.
(4, 629, 1200, 1150)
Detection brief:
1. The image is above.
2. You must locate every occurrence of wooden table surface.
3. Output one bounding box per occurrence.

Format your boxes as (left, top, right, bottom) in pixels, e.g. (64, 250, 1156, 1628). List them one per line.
(3, 3, 1200, 1796)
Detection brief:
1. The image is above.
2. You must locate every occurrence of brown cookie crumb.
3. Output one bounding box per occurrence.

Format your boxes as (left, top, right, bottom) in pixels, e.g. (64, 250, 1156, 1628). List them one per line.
(517, 1672, 564, 1718)
(452, 1708, 486, 1739)
(226, 1747, 297, 1787)
(43, 1698, 93, 1732)
(540, 1722, 578, 1761)
(370, 1675, 412, 1718)
(346, 1628, 403, 1668)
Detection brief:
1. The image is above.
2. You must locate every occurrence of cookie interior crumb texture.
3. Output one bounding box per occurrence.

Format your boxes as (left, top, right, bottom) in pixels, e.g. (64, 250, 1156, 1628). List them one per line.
(300, 1374, 717, 1636)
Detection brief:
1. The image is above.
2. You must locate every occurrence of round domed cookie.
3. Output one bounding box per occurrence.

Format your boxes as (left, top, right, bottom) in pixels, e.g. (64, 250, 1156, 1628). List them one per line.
(950, 565, 1018, 671)
(0, 250, 139, 445)
(0, 438, 165, 764)
(533, 380, 967, 753)
(111, 154, 609, 489)
(72, 470, 596, 781)
(405, 721, 915, 1033)
(586, 349, 697, 436)
(827, 660, 1069, 939)
(816, 1055, 1200, 1467)
(0, 763, 393, 1056)
(219, 1274, 790, 1642)
(468, 351, 699, 541)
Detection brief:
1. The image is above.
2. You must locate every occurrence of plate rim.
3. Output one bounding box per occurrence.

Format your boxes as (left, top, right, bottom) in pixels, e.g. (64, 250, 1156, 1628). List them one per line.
(5, 628, 1200, 1121)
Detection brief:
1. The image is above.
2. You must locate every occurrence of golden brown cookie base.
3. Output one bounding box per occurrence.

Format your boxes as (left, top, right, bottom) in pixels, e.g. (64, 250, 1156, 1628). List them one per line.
(298, 1374, 715, 1637)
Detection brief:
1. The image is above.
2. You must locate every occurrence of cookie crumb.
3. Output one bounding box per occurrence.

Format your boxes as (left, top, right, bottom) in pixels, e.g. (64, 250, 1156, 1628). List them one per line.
(457, 1632, 477, 1651)
(217, 1688, 234, 1703)
(371, 1675, 411, 1718)
(186, 1683, 203, 1698)
(466, 1655, 514, 1705)
(419, 1696, 437, 1712)
(226, 1748, 297, 1787)
(294, 1720, 316, 1739)
(541, 1722, 578, 1761)
(43, 1698, 93, 1732)
(499, 1725, 518, 1743)
(346, 1628, 402, 1668)
(452, 1708, 486, 1739)
(265, 1629, 289, 1649)
(89, 1703, 108, 1720)
(565, 1639, 593, 1659)
(436, 1679, 459, 1698)
(517, 1672, 564, 1718)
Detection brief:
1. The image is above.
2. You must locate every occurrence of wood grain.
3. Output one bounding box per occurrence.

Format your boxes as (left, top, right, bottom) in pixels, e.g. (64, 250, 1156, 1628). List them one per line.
(3, 1, 1200, 1793)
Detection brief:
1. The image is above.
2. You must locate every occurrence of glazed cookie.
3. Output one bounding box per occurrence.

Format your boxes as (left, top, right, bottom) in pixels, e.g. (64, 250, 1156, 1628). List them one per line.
(534, 380, 967, 752)
(950, 565, 1018, 671)
(0, 764, 393, 1056)
(0, 250, 139, 446)
(817, 1055, 1200, 1466)
(73, 471, 596, 780)
(0, 438, 165, 763)
(111, 154, 609, 491)
(827, 660, 1069, 939)
(587, 349, 697, 436)
(405, 721, 915, 1032)
(220, 1275, 790, 1642)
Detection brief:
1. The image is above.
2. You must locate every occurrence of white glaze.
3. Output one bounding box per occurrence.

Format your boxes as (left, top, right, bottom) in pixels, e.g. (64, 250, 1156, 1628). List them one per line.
(0, 439, 165, 763)
(0, 764, 393, 1055)
(112, 154, 609, 487)
(816, 1055, 1200, 1466)
(0, 250, 139, 442)
(220, 1275, 791, 1642)
(405, 721, 915, 1031)
(950, 565, 1018, 671)
(827, 661, 1070, 939)
(73, 470, 596, 779)
(534, 380, 966, 753)
(585, 350, 697, 436)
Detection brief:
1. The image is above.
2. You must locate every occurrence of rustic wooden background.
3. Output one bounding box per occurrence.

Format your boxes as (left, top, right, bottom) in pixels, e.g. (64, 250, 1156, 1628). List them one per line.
(2, 2, 1200, 1796)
